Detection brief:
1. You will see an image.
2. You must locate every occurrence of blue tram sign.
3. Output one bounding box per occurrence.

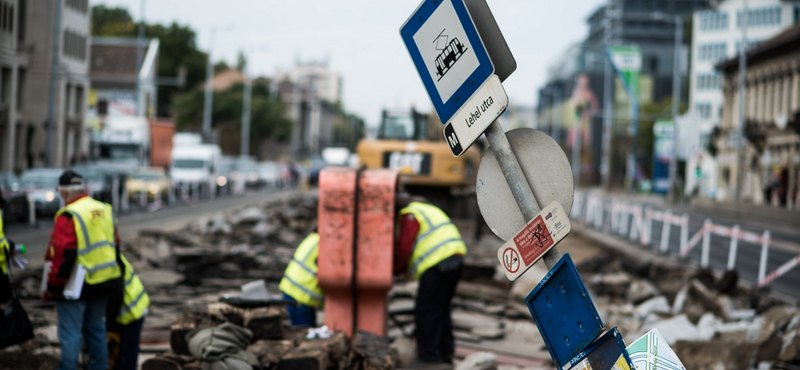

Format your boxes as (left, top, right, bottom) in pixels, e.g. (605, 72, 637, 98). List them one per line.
(400, 0, 494, 125)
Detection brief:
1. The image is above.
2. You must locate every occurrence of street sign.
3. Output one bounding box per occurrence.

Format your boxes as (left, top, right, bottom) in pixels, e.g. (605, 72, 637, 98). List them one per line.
(627, 329, 687, 370)
(401, 0, 495, 125)
(476, 128, 574, 241)
(443, 74, 508, 156)
(568, 327, 635, 370)
(497, 201, 571, 281)
(401, 0, 510, 156)
(525, 253, 604, 369)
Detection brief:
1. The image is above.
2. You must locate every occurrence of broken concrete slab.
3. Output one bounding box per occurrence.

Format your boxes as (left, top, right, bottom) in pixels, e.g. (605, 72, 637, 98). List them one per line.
(634, 296, 671, 320)
(627, 279, 660, 305)
(455, 351, 497, 370)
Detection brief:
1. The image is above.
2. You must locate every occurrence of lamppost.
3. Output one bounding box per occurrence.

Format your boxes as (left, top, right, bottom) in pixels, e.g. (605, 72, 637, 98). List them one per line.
(201, 25, 234, 140)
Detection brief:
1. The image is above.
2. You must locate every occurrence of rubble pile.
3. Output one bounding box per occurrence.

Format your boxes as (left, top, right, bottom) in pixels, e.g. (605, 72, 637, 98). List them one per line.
(2, 193, 800, 370)
(141, 303, 393, 370)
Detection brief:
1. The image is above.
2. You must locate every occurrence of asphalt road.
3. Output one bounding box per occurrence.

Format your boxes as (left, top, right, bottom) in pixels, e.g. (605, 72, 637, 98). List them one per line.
(3, 187, 308, 270)
(581, 200, 800, 301)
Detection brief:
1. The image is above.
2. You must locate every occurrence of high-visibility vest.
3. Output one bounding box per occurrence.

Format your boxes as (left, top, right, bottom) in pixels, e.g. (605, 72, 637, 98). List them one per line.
(400, 202, 467, 280)
(116, 255, 149, 325)
(0, 211, 8, 275)
(279, 232, 324, 308)
(55, 197, 121, 285)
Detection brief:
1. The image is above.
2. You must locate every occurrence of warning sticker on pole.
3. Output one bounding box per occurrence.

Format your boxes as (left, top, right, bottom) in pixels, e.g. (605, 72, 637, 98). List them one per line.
(497, 201, 571, 281)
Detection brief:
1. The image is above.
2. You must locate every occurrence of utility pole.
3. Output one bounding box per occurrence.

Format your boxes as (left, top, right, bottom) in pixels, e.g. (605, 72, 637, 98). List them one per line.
(202, 27, 217, 138)
(241, 57, 252, 158)
(736, 0, 748, 202)
(136, 0, 146, 116)
(45, 0, 62, 167)
(668, 15, 683, 202)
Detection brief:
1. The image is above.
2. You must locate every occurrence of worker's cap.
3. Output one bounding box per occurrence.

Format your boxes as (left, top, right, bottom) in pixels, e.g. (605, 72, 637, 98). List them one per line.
(58, 170, 85, 189)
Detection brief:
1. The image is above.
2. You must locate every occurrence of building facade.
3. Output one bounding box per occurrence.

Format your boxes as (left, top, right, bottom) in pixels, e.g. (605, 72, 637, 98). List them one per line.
(717, 23, 800, 209)
(276, 61, 343, 160)
(88, 37, 159, 120)
(537, 0, 710, 186)
(0, 0, 90, 172)
(689, 0, 800, 138)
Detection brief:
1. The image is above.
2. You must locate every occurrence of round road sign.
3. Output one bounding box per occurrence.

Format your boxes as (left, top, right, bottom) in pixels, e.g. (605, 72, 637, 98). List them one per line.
(476, 128, 574, 241)
(502, 248, 520, 273)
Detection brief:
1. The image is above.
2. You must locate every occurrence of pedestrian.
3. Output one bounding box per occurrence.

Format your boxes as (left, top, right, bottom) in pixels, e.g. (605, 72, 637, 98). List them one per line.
(106, 253, 149, 370)
(393, 193, 466, 366)
(279, 230, 323, 327)
(44, 170, 123, 370)
(0, 193, 17, 304)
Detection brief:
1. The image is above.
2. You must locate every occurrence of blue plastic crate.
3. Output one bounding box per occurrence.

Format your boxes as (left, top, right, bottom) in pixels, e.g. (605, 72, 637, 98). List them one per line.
(525, 253, 604, 368)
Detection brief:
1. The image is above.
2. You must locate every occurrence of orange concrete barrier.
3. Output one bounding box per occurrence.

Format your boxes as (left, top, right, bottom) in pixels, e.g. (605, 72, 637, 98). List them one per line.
(317, 167, 397, 336)
(355, 169, 397, 336)
(317, 167, 357, 335)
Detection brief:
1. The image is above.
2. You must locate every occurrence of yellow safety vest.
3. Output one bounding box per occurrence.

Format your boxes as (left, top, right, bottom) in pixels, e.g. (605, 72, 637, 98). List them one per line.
(0, 211, 8, 275)
(55, 197, 121, 285)
(400, 202, 467, 280)
(117, 254, 149, 325)
(279, 232, 324, 308)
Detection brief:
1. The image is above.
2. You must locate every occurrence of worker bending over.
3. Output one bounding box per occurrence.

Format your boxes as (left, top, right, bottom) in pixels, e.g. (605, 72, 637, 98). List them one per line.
(394, 193, 466, 365)
(279, 231, 323, 327)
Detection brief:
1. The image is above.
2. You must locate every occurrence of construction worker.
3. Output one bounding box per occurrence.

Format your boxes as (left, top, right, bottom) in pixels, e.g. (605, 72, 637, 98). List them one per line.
(45, 170, 123, 370)
(0, 193, 17, 304)
(394, 193, 466, 366)
(279, 231, 323, 327)
(107, 254, 149, 370)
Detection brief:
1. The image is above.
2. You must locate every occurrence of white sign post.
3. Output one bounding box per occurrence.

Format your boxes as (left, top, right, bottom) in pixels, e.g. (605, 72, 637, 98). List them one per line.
(401, 0, 508, 157)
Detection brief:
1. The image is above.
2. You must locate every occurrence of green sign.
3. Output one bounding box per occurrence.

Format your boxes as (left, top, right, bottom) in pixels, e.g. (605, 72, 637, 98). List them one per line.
(607, 46, 641, 100)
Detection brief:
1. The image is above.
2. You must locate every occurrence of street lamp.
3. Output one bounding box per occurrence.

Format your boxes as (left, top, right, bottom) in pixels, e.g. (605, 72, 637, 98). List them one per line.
(240, 47, 269, 158)
(202, 25, 234, 139)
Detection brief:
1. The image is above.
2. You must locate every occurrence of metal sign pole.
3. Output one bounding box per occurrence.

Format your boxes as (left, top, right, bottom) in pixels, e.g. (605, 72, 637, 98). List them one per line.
(483, 122, 562, 269)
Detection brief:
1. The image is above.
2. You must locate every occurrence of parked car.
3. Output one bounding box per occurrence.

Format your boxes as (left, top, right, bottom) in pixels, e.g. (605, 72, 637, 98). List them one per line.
(229, 157, 261, 188)
(304, 157, 331, 186)
(127, 167, 171, 202)
(0, 172, 28, 222)
(70, 165, 114, 204)
(258, 161, 284, 188)
(19, 168, 63, 216)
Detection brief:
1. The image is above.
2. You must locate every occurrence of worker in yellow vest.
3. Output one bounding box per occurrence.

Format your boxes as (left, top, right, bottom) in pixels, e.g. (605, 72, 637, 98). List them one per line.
(0, 193, 19, 305)
(393, 193, 466, 366)
(279, 231, 323, 326)
(107, 253, 149, 370)
(44, 170, 123, 370)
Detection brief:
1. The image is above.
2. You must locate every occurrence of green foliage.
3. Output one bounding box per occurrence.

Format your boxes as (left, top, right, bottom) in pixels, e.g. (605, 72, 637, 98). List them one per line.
(91, 5, 134, 35)
(214, 61, 230, 75)
(172, 80, 292, 153)
(91, 5, 208, 117)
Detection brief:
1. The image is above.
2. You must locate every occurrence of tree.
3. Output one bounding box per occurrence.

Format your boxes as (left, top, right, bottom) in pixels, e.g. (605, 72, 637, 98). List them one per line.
(91, 5, 208, 117)
(236, 51, 247, 72)
(171, 80, 292, 157)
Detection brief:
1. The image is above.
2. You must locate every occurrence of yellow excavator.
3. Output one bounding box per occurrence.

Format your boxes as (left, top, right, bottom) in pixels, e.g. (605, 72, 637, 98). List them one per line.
(356, 108, 481, 217)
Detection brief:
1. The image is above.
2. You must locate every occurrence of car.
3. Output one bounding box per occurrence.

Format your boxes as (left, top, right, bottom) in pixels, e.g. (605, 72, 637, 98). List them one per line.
(19, 168, 63, 216)
(70, 165, 114, 204)
(127, 167, 171, 203)
(304, 157, 331, 186)
(258, 161, 284, 188)
(0, 172, 28, 222)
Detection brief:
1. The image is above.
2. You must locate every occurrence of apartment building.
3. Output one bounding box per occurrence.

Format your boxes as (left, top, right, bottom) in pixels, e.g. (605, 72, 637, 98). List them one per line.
(0, 0, 90, 172)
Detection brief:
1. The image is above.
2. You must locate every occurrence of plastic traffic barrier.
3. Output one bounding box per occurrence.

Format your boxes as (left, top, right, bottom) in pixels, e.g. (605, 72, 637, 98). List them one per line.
(317, 167, 358, 335)
(353, 169, 397, 336)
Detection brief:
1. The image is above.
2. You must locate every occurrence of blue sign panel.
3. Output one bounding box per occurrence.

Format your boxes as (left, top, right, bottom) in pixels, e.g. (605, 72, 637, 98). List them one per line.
(525, 253, 604, 368)
(400, 0, 494, 124)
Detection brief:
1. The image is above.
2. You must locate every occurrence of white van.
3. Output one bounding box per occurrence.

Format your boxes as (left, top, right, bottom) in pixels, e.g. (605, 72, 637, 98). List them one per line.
(170, 144, 222, 186)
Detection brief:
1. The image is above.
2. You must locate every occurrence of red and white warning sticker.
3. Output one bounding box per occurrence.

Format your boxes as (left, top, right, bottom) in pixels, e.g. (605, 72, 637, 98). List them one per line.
(496, 201, 571, 281)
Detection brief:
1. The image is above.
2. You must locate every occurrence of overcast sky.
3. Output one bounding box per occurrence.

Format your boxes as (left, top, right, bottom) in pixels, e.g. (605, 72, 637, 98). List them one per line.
(94, 0, 605, 126)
